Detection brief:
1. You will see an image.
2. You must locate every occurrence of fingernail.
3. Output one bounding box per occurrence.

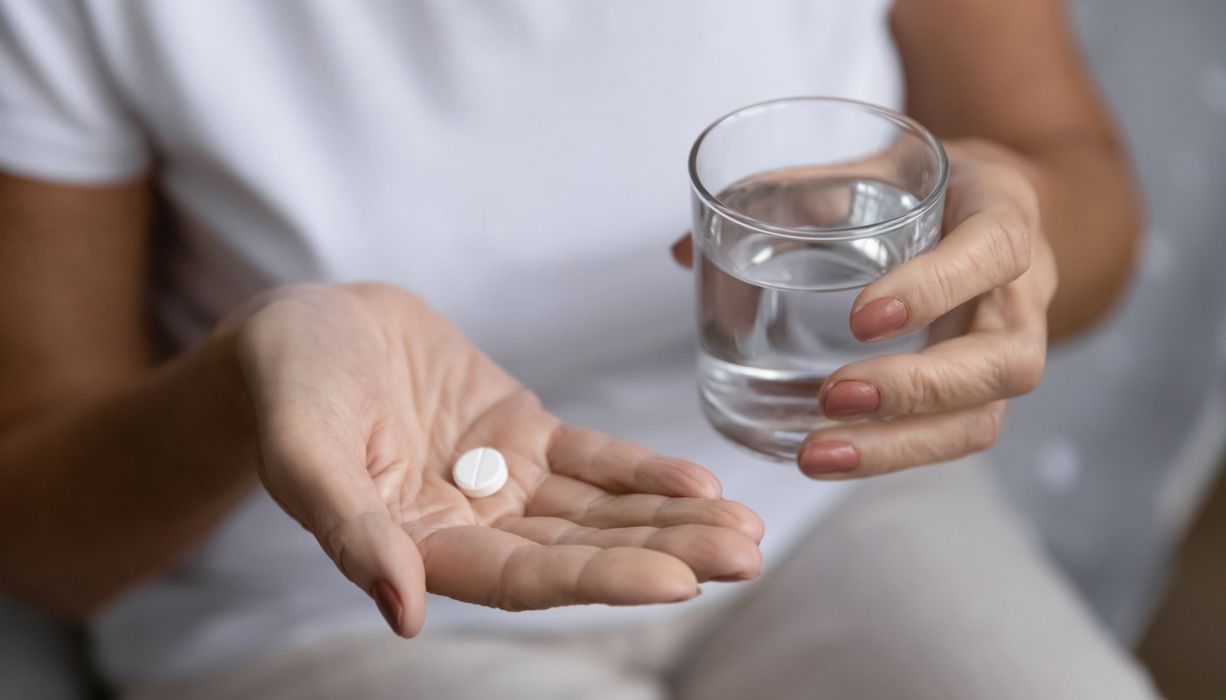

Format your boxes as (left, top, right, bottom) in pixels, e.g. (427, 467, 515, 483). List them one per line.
(371, 580, 402, 634)
(823, 380, 880, 418)
(671, 234, 694, 268)
(799, 441, 860, 477)
(851, 297, 908, 341)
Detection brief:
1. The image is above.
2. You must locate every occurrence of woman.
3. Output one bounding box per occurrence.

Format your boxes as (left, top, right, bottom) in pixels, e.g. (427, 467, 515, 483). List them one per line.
(0, 0, 1152, 697)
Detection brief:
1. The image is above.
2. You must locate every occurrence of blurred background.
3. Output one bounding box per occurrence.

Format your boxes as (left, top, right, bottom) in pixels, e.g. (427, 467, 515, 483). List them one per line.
(2, 0, 1225, 697)
(988, 0, 1226, 697)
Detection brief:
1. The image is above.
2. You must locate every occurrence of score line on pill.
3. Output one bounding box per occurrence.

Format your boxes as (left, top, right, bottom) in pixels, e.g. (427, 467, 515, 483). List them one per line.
(452, 447, 508, 499)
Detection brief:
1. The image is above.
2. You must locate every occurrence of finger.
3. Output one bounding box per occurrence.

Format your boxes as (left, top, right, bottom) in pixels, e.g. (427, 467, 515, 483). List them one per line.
(819, 329, 1046, 419)
(547, 426, 722, 499)
(848, 155, 1041, 342)
(527, 474, 764, 543)
(414, 525, 699, 610)
(849, 208, 1032, 341)
(319, 512, 427, 637)
(671, 233, 694, 268)
(797, 401, 1006, 479)
(261, 425, 426, 637)
(497, 516, 761, 582)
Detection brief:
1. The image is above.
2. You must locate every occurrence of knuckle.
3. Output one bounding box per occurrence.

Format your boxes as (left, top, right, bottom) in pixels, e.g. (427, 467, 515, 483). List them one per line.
(902, 362, 943, 413)
(975, 154, 1040, 216)
(996, 162, 1035, 196)
(984, 210, 1032, 280)
(918, 261, 962, 319)
(885, 428, 946, 473)
(1004, 168, 1042, 227)
(965, 404, 1006, 453)
(496, 548, 529, 612)
(321, 520, 357, 581)
(1001, 343, 1046, 396)
(1030, 235, 1060, 301)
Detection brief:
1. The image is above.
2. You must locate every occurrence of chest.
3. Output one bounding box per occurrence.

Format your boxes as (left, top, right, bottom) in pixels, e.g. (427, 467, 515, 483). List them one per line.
(96, 0, 900, 373)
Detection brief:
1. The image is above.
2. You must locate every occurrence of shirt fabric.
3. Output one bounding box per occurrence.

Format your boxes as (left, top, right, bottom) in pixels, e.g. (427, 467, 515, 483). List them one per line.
(0, 0, 900, 684)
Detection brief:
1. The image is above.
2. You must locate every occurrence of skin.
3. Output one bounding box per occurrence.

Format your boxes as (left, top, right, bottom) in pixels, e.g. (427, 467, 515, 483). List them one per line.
(0, 0, 1139, 633)
(796, 0, 1140, 475)
(677, 0, 1139, 478)
(0, 198, 764, 627)
(891, 0, 1140, 339)
(237, 283, 763, 634)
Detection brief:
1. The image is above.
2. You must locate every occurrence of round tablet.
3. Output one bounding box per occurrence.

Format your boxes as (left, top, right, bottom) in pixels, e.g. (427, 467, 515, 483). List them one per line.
(451, 447, 508, 499)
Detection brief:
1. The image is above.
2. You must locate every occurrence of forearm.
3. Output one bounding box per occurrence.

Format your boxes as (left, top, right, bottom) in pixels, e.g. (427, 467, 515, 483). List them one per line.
(0, 331, 258, 618)
(891, 0, 1142, 340)
(1026, 140, 1140, 339)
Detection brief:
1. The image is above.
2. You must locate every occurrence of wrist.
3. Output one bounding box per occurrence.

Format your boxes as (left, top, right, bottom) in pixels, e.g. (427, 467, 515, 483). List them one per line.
(205, 328, 258, 439)
(168, 326, 260, 481)
(943, 137, 1046, 194)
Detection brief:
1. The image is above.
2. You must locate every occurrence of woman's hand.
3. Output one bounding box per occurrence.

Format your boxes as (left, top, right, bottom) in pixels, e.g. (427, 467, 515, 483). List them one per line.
(230, 283, 763, 637)
(671, 140, 1058, 478)
(796, 140, 1058, 478)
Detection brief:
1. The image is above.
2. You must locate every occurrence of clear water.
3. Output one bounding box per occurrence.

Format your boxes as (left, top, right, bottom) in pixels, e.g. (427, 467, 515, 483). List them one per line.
(697, 171, 933, 460)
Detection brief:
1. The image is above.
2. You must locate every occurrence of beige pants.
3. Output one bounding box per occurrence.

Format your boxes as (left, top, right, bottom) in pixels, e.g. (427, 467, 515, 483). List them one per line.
(124, 460, 1159, 700)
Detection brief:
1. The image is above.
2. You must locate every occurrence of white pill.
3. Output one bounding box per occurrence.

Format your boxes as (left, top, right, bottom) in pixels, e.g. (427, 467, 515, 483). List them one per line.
(451, 447, 508, 499)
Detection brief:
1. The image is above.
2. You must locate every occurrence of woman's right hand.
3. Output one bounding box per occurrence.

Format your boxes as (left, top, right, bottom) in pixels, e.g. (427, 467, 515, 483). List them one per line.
(228, 283, 763, 636)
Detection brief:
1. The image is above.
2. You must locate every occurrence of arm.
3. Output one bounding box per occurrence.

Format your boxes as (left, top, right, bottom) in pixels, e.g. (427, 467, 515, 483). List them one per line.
(0, 174, 258, 618)
(0, 175, 761, 628)
(891, 0, 1142, 339)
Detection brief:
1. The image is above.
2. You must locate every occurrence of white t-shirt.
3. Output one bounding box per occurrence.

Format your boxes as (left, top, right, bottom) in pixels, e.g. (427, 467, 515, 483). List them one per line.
(0, 0, 901, 684)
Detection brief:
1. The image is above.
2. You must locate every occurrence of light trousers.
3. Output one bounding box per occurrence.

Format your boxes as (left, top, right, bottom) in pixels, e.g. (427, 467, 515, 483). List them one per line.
(125, 459, 1159, 700)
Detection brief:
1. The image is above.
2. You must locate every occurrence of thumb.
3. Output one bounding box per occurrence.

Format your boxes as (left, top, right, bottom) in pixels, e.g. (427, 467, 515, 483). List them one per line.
(317, 511, 427, 638)
(258, 427, 427, 637)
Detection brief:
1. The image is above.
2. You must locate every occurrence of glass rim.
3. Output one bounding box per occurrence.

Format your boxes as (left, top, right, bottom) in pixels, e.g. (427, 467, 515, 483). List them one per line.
(688, 96, 949, 242)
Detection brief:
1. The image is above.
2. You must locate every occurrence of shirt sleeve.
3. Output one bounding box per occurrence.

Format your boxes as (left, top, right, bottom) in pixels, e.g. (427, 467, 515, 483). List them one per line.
(0, 0, 150, 184)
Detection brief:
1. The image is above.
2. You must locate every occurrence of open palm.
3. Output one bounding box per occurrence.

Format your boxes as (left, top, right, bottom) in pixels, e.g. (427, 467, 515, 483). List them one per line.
(235, 283, 763, 635)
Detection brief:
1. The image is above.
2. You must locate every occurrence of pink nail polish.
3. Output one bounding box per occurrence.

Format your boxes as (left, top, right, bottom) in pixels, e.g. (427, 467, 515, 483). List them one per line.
(823, 380, 880, 418)
(372, 580, 402, 634)
(851, 297, 908, 341)
(799, 441, 860, 476)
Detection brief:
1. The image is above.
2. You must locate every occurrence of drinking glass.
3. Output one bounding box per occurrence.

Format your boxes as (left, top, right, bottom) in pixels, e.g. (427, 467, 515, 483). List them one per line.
(689, 96, 948, 460)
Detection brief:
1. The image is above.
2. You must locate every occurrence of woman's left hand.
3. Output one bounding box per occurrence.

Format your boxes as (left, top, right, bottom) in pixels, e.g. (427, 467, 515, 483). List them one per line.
(671, 140, 1058, 478)
(795, 140, 1058, 478)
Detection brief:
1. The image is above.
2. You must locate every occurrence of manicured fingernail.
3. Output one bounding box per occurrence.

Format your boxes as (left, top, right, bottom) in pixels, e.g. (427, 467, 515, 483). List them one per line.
(851, 297, 908, 341)
(671, 234, 694, 268)
(371, 580, 402, 634)
(823, 380, 880, 418)
(799, 441, 860, 477)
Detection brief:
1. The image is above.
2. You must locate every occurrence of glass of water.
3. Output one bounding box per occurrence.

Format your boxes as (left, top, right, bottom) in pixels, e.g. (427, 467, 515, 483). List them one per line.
(689, 96, 948, 460)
